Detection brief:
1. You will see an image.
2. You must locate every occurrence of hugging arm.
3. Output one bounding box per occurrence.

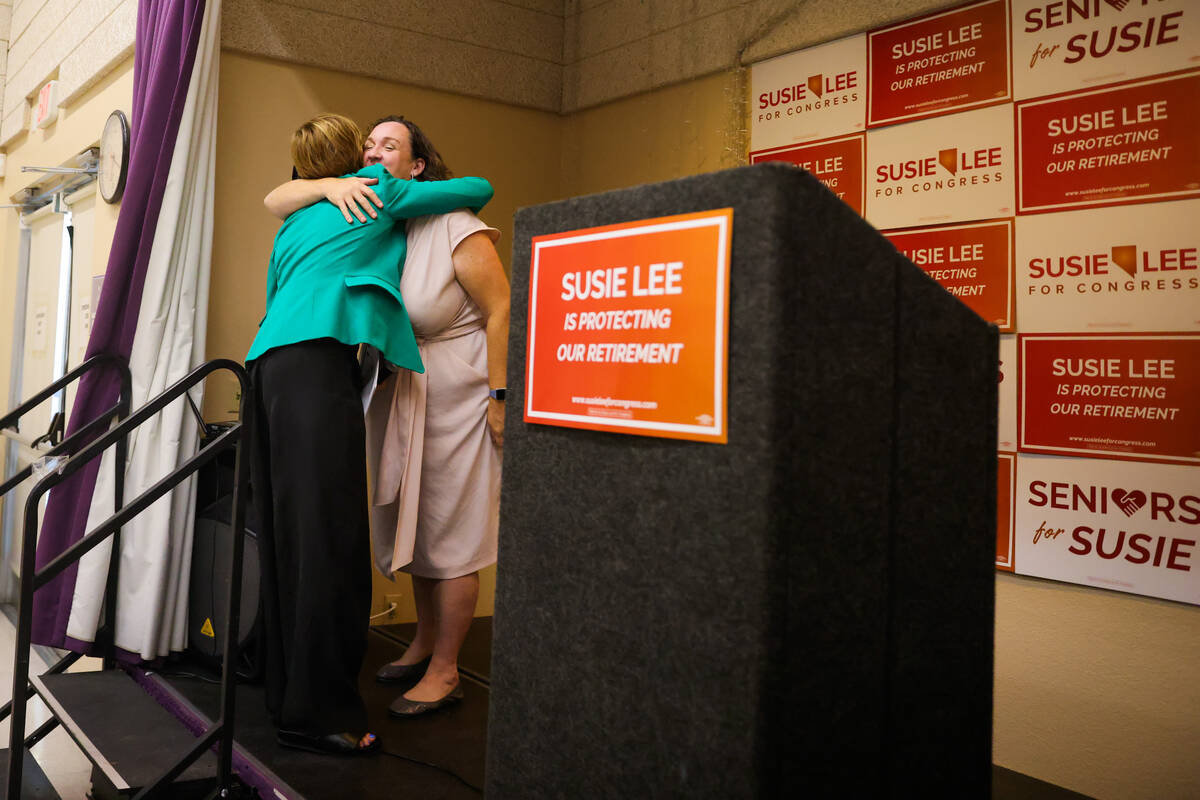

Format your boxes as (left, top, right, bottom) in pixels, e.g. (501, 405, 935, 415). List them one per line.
(263, 177, 382, 223)
(378, 177, 494, 219)
(264, 174, 492, 223)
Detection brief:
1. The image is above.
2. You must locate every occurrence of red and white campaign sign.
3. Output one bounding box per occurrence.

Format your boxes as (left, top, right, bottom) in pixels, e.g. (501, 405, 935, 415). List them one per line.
(867, 0, 1011, 127)
(750, 134, 866, 216)
(525, 209, 732, 443)
(885, 219, 1014, 330)
(1011, 0, 1199, 101)
(999, 333, 1018, 451)
(1016, 199, 1200, 333)
(1016, 71, 1200, 214)
(1014, 454, 1200, 606)
(997, 452, 1017, 571)
(1019, 333, 1200, 464)
(866, 103, 1015, 230)
(750, 34, 867, 150)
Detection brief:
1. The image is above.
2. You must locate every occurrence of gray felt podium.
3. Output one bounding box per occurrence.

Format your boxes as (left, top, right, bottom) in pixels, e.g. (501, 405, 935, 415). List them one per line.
(486, 163, 998, 798)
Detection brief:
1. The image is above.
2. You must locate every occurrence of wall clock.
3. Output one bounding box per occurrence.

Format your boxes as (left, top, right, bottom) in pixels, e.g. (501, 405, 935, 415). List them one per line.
(98, 109, 129, 203)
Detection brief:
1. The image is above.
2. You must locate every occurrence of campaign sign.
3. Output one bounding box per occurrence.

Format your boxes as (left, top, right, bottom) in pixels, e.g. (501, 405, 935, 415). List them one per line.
(1016, 199, 1200, 333)
(1014, 454, 1200, 606)
(866, 103, 1015, 230)
(997, 452, 1016, 571)
(1016, 71, 1200, 214)
(1012, 0, 1200, 101)
(884, 219, 1014, 330)
(999, 333, 1017, 452)
(1019, 333, 1200, 464)
(751, 34, 867, 150)
(867, 0, 1011, 127)
(525, 209, 732, 443)
(750, 134, 866, 216)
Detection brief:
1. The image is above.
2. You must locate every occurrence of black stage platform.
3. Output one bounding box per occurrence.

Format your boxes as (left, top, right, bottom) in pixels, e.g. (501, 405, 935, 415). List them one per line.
(156, 622, 491, 800)
(151, 618, 1089, 799)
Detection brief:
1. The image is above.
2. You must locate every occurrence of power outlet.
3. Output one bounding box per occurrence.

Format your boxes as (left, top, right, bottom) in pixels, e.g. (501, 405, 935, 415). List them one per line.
(382, 593, 403, 621)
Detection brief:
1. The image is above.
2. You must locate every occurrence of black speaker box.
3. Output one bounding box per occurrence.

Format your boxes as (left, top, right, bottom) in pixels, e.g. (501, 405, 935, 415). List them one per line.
(188, 430, 260, 677)
(188, 493, 260, 666)
(487, 164, 998, 798)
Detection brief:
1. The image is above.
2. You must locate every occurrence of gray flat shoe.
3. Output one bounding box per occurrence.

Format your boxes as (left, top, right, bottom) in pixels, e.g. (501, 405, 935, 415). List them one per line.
(388, 683, 464, 717)
(375, 655, 431, 685)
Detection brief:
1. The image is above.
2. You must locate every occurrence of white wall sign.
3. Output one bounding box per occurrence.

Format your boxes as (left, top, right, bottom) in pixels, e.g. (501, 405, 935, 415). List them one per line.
(1015, 454, 1200, 605)
(1011, 0, 1200, 101)
(750, 34, 867, 151)
(865, 103, 1015, 230)
(1016, 199, 1200, 333)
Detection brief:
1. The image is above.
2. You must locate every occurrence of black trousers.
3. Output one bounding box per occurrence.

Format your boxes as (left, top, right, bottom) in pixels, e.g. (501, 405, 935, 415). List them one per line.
(250, 340, 371, 735)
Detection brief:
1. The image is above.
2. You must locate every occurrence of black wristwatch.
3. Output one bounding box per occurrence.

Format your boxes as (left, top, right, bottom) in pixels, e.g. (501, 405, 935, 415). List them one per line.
(488, 388, 506, 401)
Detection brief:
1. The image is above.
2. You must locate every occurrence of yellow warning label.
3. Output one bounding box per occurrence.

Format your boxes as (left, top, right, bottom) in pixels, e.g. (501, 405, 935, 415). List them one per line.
(201, 618, 215, 638)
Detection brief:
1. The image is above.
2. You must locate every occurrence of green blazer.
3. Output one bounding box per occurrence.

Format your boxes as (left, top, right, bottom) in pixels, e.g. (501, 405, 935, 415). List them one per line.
(246, 164, 493, 372)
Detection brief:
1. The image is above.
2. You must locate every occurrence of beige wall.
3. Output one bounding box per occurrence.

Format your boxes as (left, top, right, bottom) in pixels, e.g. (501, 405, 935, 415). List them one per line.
(221, 0, 564, 112)
(217, 0, 964, 115)
(207, 51, 564, 409)
(995, 575, 1200, 799)
(208, 51, 565, 620)
(0, 0, 11, 116)
(561, 69, 746, 195)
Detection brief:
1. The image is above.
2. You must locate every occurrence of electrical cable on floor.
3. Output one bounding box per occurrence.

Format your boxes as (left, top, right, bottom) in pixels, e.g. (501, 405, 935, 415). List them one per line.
(380, 748, 483, 794)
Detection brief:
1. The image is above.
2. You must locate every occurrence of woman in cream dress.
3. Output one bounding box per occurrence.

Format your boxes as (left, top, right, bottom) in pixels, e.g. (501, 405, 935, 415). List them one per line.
(366, 203, 507, 715)
(363, 117, 508, 715)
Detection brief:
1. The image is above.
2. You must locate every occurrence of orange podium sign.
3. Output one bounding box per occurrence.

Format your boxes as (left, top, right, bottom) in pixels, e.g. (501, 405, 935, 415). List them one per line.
(524, 209, 733, 443)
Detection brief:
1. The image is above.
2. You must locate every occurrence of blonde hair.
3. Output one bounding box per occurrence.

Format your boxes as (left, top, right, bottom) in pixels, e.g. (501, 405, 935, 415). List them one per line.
(290, 113, 363, 179)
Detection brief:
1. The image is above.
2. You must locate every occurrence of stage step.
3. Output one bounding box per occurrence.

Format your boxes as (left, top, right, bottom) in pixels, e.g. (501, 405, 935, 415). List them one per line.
(0, 747, 61, 799)
(31, 670, 218, 798)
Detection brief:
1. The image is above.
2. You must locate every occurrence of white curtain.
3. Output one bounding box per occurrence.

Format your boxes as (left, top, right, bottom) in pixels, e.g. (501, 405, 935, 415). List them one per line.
(67, 0, 221, 659)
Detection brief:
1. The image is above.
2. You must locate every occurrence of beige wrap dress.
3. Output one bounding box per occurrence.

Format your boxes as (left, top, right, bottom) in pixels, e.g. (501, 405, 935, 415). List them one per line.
(365, 209, 502, 579)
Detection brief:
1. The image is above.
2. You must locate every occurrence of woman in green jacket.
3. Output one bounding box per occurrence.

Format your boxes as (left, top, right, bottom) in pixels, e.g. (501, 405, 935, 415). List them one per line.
(247, 113, 492, 756)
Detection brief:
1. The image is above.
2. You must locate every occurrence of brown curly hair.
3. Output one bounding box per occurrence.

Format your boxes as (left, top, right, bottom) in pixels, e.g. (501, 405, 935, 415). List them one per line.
(367, 115, 454, 181)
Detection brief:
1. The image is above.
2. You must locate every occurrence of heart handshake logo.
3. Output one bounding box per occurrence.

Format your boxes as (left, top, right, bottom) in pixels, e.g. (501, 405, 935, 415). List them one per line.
(1112, 489, 1147, 517)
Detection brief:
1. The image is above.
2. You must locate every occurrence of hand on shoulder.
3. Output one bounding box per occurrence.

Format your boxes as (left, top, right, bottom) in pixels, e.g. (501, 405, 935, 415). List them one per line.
(326, 175, 382, 224)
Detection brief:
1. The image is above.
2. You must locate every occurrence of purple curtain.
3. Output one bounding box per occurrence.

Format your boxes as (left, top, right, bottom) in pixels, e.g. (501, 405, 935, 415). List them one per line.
(32, 0, 208, 648)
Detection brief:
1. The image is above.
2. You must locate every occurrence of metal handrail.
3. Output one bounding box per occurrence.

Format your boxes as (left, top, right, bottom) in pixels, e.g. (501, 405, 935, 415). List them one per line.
(0, 353, 128, 432)
(5, 358, 252, 800)
(0, 353, 132, 500)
